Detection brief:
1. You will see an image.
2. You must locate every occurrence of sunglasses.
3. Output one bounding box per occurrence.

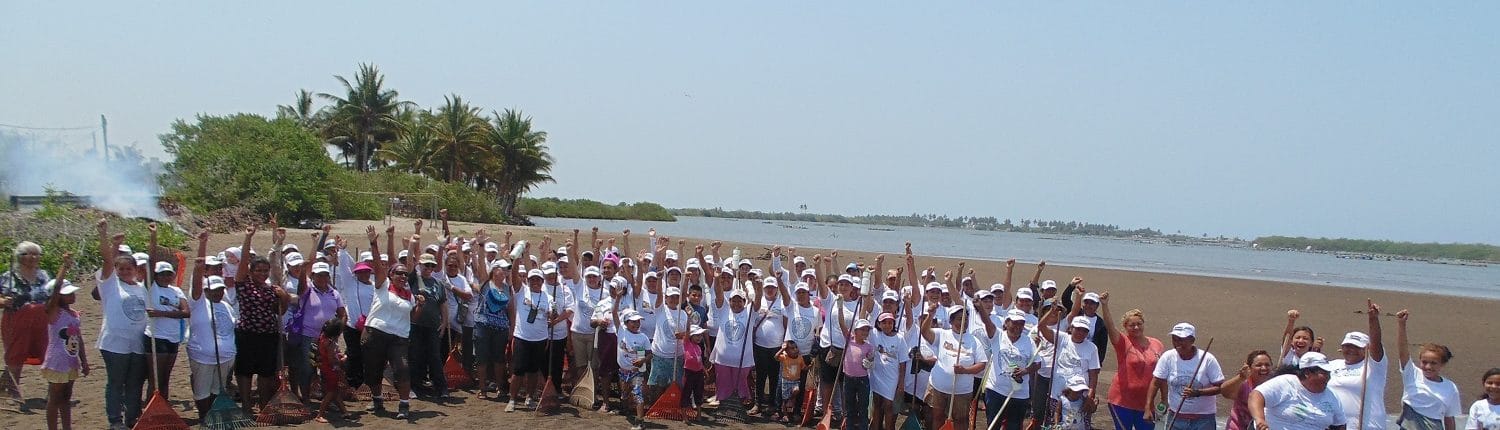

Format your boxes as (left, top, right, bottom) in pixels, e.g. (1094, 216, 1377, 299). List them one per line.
(392, 271, 409, 276)
(422, 263, 437, 268)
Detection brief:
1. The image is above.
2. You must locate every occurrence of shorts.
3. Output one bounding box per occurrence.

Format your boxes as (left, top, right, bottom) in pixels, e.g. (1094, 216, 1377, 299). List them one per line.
(569, 331, 598, 370)
(143, 336, 181, 354)
(619, 369, 645, 404)
(817, 346, 844, 384)
(234, 331, 279, 377)
(779, 378, 800, 400)
(647, 356, 684, 387)
(190, 359, 235, 400)
(474, 326, 510, 367)
(511, 338, 548, 375)
(924, 386, 974, 420)
(41, 368, 79, 384)
(596, 332, 619, 376)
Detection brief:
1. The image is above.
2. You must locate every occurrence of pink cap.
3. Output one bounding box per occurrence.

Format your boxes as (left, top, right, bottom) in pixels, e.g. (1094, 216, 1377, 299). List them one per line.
(352, 262, 374, 273)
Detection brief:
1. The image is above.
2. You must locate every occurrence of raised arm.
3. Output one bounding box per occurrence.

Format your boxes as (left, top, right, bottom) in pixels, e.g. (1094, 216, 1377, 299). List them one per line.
(1003, 258, 1015, 302)
(46, 253, 74, 318)
(1396, 309, 1410, 365)
(146, 222, 160, 284)
(191, 231, 209, 300)
(905, 244, 919, 290)
(236, 224, 257, 284)
(440, 208, 450, 239)
(620, 229, 632, 262)
(1367, 299, 1385, 361)
(1280, 309, 1301, 357)
(1099, 292, 1123, 346)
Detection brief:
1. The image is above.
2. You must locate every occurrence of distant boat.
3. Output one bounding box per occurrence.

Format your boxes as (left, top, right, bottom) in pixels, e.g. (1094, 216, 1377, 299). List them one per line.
(867, 227, 894, 232)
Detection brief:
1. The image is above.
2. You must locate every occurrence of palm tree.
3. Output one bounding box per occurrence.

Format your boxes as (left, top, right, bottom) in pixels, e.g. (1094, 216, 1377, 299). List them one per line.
(486, 108, 553, 220)
(319, 63, 409, 171)
(376, 119, 439, 178)
(428, 95, 490, 183)
(276, 89, 322, 130)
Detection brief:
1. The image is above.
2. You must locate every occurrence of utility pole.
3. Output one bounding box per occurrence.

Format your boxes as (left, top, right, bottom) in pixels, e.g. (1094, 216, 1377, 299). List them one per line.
(100, 114, 109, 165)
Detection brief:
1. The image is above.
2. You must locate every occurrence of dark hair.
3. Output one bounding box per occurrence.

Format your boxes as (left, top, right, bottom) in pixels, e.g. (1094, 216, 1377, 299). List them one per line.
(322, 317, 344, 339)
(1482, 368, 1500, 400)
(1291, 326, 1315, 340)
(1246, 350, 1272, 365)
(1419, 343, 1454, 363)
(250, 256, 272, 270)
(689, 284, 703, 293)
(1273, 364, 1299, 377)
(1295, 366, 1329, 380)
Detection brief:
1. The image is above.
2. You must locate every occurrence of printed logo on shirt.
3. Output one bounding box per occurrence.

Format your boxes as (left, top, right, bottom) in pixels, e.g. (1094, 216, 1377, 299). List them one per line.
(790, 312, 814, 339)
(61, 326, 80, 357)
(724, 316, 746, 344)
(123, 295, 148, 322)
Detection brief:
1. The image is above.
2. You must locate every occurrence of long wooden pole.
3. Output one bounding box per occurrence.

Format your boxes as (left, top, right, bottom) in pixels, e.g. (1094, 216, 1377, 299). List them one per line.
(1163, 337, 1214, 430)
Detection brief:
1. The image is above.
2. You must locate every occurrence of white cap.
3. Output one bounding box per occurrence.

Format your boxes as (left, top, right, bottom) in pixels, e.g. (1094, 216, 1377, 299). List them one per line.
(924, 282, 943, 292)
(837, 274, 855, 284)
(489, 259, 512, 270)
(921, 269, 935, 278)
(702, 255, 715, 266)
(484, 242, 500, 253)
(224, 247, 241, 259)
(728, 289, 745, 300)
(1298, 352, 1338, 371)
(720, 267, 735, 276)
(53, 279, 79, 295)
(793, 256, 806, 265)
(881, 290, 899, 302)
(1082, 292, 1101, 303)
(853, 319, 873, 330)
(762, 277, 777, 287)
(527, 269, 544, 279)
(460, 243, 472, 252)
(282, 244, 300, 253)
(801, 268, 817, 278)
(153, 261, 175, 274)
(556, 246, 568, 256)
(285, 252, 306, 266)
(323, 239, 337, 250)
(1169, 322, 1196, 338)
(975, 290, 994, 300)
(1341, 332, 1370, 348)
(664, 287, 682, 297)
(1071, 316, 1093, 331)
(133, 252, 150, 266)
(1005, 309, 1028, 322)
(664, 250, 678, 261)
(989, 283, 1006, 293)
(556, 256, 570, 264)
(644, 271, 660, 280)
(204, 255, 224, 266)
(665, 266, 683, 275)
(738, 259, 753, 268)
(611, 276, 629, 287)
(398, 250, 411, 259)
(690, 325, 708, 336)
(947, 305, 967, 318)
(794, 282, 811, 293)
(315, 251, 327, 261)
(584, 266, 601, 277)
(624, 311, 644, 322)
(748, 268, 762, 277)
(1015, 288, 1034, 300)
(541, 262, 557, 275)
(1065, 375, 1090, 392)
(686, 258, 701, 270)
(205, 275, 228, 290)
(311, 262, 331, 274)
(424, 244, 440, 253)
(358, 251, 374, 262)
(1041, 280, 1058, 290)
(641, 253, 653, 261)
(118, 244, 133, 254)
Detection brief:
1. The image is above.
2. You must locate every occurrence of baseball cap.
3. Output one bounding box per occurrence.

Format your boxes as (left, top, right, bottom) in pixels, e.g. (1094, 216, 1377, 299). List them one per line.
(484, 242, 500, 253)
(204, 276, 228, 290)
(837, 274, 854, 284)
(584, 266, 601, 277)
(881, 290, 899, 302)
(686, 258, 701, 269)
(353, 262, 374, 273)
(793, 256, 806, 265)
(1040, 280, 1058, 290)
(1071, 316, 1093, 331)
(925, 282, 943, 292)
(424, 244, 440, 254)
(283, 244, 300, 254)
(762, 278, 777, 288)
(664, 250, 678, 261)
(1169, 322, 1196, 338)
(1015, 288, 1034, 300)
(947, 305, 967, 318)
(720, 267, 735, 277)
(1005, 309, 1028, 322)
(204, 255, 223, 266)
(1298, 352, 1338, 371)
(877, 312, 896, 322)
(311, 262, 331, 274)
(53, 279, 79, 295)
(117, 244, 133, 254)
(794, 282, 811, 293)
(556, 256, 569, 265)
(748, 268, 762, 277)
(853, 319, 873, 330)
(286, 252, 307, 266)
(1065, 375, 1090, 392)
(690, 325, 708, 336)
(801, 268, 817, 278)
(359, 251, 374, 262)
(728, 289, 745, 300)
(417, 254, 437, 266)
(644, 271, 660, 280)
(664, 287, 682, 297)
(1083, 292, 1101, 303)
(738, 259, 753, 268)
(1341, 332, 1370, 348)
(133, 252, 149, 266)
(989, 283, 1006, 293)
(845, 263, 859, 272)
(153, 261, 174, 274)
(527, 269, 544, 279)
(665, 266, 682, 275)
(975, 290, 993, 300)
(398, 250, 411, 259)
(460, 243, 472, 253)
(624, 312, 644, 322)
(323, 239, 337, 250)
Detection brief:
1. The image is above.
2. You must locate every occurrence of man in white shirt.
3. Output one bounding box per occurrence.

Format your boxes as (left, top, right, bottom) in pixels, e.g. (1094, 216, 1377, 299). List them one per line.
(1147, 323, 1225, 429)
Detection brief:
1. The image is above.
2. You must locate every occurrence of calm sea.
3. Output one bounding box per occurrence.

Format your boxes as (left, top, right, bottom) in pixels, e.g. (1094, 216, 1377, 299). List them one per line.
(533, 216, 1500, 300)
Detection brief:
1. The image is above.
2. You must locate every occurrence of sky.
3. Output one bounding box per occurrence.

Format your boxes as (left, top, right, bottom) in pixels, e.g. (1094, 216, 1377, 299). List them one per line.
(3, 2, 1497, 244)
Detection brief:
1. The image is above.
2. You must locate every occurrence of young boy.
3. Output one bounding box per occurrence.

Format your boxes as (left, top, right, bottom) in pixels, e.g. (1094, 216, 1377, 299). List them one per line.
(616, 310, 652, 430)
(775, 340, 805, 423)
(1057, 375, 1091, 430)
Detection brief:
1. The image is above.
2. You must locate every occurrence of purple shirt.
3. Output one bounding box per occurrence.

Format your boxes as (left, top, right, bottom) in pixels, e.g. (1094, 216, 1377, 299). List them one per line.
(294, 286, 343, 338)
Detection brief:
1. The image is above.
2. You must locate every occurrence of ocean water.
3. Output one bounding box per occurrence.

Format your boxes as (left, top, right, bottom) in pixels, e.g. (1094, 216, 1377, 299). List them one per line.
(533, 216, 1500, 299)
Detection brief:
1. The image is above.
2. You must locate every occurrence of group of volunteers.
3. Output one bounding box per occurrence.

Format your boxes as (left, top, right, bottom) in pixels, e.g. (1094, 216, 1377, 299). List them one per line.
(2, 212, 1499, 430)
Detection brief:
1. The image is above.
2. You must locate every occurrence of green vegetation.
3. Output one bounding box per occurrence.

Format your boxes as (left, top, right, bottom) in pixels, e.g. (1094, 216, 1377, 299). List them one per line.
(520, 198, 675, 221)
(1253, 236, 1500, 262)
(161, 114, 339, 222)
(671, 208, 1161, 237)
(330, 169, 505, 223)
(0, 192, 187, 282)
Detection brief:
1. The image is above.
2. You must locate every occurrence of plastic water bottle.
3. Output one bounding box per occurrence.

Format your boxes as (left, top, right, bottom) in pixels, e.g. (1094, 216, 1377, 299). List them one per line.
(859, 269, 873, 296)
(509, 241, 527, 260)
(731, 248, 741, 266)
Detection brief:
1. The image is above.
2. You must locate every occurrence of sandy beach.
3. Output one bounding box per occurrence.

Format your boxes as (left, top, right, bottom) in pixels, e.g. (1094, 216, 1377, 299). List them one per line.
(4, 218, 1494, 429)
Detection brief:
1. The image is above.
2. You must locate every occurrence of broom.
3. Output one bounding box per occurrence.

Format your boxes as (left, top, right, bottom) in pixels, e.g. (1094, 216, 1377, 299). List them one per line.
(202, 294, 255, 430)
(255, 307, 311, 425)
(817, 292, 864, 430)
(134, 297, 191, 430)
(1162, 338, 1214, 430)
(646, 302, 697, 421)
(568, 326, 600, 408)
(535, 283, 561, 415)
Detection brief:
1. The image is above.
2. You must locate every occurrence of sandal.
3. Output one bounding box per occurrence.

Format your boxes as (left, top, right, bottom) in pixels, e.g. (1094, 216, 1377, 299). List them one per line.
(314, 416, 330, 424)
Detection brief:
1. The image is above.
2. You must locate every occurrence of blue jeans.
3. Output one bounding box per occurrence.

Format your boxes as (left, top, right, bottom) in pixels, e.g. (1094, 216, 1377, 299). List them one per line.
(984, 389, 1031, 430)
(285, 334, 315, 391)
(842, 376, 870, 430)
(1164, 412, 1215, 430)
(1111, 404, 1155, 430)
(101, 350, 146, 425)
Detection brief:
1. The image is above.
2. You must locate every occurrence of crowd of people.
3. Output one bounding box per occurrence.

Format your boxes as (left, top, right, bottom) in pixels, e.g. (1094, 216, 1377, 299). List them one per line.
(2, 211, 1499, 430)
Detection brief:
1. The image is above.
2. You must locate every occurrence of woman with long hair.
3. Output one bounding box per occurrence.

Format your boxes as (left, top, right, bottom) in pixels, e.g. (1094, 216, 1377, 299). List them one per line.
(1222, 350, 1275, 430)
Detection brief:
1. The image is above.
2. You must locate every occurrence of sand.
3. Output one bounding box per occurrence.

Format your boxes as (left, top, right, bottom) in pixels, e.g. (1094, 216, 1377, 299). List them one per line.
(3, 217, 1494, 429)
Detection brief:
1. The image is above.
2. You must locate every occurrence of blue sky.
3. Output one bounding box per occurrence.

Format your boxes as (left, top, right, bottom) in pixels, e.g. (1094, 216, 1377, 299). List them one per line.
(3, 2, 1496, 244)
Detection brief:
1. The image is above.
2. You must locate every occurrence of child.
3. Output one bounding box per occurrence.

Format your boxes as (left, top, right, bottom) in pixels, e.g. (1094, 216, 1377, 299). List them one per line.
(681, 325, 708, 414)
(1057, 375, 1091, 430)
(616, 310, 652, 430)
(775, 340, 805, 423)
(842, 319, 876, 430)
(314, 317, 351, 423)
(43, 253, 86, 430)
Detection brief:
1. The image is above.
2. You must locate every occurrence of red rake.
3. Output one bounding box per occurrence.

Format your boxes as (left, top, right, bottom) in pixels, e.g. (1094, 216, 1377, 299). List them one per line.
(799, 386, 816, 427)
(444, 347, 472, 390)
(645, 382, 698, 421)
(255, 376, 312, 425)
(134, 287, 189, 430)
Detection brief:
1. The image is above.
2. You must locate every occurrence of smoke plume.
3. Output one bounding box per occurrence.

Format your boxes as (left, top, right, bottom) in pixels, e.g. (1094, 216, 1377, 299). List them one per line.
(0, 129, 167, 219)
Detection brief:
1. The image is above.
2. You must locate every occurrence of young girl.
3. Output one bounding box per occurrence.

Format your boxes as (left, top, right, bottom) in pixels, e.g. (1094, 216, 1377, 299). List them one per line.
(43, 253, 86, 430)
(842, 319, 876, 430)
(775, 341, 805, 423)
(1279, 310, 1322, 366)
(1469, 368, 1500, 430)
(681, 325, 708, 415)
(314, 317, 351, 423)
(1395, 310, 1460, 430)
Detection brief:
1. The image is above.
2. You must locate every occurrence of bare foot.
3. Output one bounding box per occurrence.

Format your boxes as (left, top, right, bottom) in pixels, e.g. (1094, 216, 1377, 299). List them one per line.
(315, 416, 329, 423)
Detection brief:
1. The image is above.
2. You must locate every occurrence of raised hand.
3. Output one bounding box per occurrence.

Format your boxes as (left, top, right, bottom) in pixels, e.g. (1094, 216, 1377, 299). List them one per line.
(1037, 261, 1046, 270)
(198, 231, 210, 245)
(647, 228, 655, 237)
(622, 229, 630, 237)
(439, 209, 448, 221)
(1006, 259, 1015, 269)
(147, 222, 158, 234)
(273, 228, 287, 245)
(1072, 276, 1083, 286)
(1099, 291, 1110, 304)
(875, 254, 885, 264)
(1396, 309, 1409, 323)
(1367, 299, 1381, 316)
(112, 232, 127, 248)
(904, 242, 912, 255)
(367, 226, 379, 242)
(1287, 309, 1300, 320)
(710, 241, 722, 252)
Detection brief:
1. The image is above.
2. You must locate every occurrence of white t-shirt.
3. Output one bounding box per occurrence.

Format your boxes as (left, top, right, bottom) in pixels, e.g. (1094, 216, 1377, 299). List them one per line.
(650, 308, 689, 358)
(1044, 337, 1102, 399)
(446, 274, 472, 328)
(1329, 356, 1389, 430)
(186, 296, 236, 364)
(547, 285, 573, 340)
(570, 283, 608, 334)
(819, 295, 860, 348)
(145, 284, 188, 343)
(754, 297, 787, 348)
(511, 288, 554, 342)
(617, 328, 652, 371)
(905, 329, 931, 398)
(870, 330, 910, 401)
(1254, 374, 1346, 430)
(1468, 400, 1500, 430)
(96, 273, 149, 354)
(709, 304, 754, 367)
(1057, 396, 1088, 430)
(366, 279, 414, 338)
(986, 330, 1040, 400)
(783, 302, 821, 353)
(335, 252, 374, 329)
(926, 328, 987, 395)
(1401, 360, 1461, 420)
(1151, 348, 1225, 415)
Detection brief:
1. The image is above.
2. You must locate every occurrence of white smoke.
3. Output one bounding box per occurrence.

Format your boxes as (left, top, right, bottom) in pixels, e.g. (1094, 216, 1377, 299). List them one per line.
(0, 129, 167, 219)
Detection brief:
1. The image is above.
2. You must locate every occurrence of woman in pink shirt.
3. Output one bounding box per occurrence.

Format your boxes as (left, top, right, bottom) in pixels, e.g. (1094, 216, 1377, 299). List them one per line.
(1099, 293, 1164, 430)
(842, 319, 876, 430)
